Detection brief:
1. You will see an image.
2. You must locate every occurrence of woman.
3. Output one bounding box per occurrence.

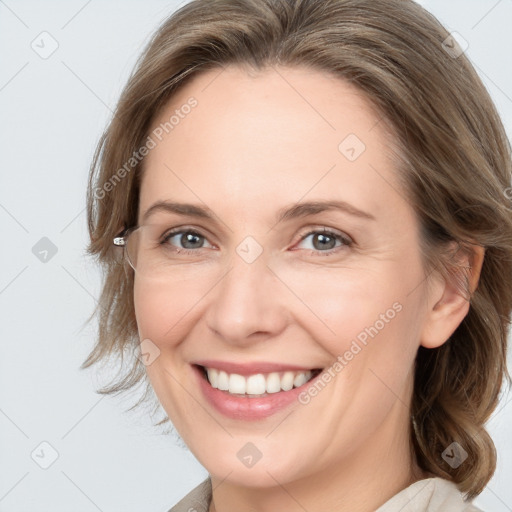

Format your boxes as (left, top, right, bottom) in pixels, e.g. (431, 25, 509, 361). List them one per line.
(83, 0, 512, 510)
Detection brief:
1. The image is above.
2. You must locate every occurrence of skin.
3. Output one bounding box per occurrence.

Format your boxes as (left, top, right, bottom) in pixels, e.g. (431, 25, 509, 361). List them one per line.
(132, 65, 484, 512)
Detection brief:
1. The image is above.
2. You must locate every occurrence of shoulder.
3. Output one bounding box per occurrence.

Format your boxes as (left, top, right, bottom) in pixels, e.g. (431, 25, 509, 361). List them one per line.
(166, 478, 212, 512)
(376, 477, 484, 512)
(169, 476, 485, 512)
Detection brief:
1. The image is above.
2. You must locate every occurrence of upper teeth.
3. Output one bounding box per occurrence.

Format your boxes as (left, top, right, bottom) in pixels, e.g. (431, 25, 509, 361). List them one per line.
(205, 368, 314, 395)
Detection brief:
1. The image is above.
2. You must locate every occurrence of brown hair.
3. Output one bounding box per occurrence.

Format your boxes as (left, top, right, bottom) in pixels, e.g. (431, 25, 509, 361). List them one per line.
(83, 0, 512, 499)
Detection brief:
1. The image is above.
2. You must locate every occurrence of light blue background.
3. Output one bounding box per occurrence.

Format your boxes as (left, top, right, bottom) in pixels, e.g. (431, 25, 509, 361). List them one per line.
(1, 1, 511, 510)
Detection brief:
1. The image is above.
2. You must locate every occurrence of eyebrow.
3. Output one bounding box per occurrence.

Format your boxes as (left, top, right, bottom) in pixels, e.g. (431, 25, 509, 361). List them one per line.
(141, 199, 376, 225)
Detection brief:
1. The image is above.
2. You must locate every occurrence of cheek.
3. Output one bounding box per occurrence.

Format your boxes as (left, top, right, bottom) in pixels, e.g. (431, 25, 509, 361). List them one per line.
(280, 263, 424, 388)
(132, 275, 211, 428)
(287, 268, 422, 447)
(133, 271, 213, 342)
(280, 264, 412, 339)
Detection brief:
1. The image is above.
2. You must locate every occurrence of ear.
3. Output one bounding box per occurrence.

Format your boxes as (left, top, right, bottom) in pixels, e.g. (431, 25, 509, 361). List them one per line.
(420, 241, 485, 349)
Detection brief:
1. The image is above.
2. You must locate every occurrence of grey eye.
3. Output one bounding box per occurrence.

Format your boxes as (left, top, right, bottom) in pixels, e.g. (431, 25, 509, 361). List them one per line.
(297, 231, 345, 251)
(163, 230, 214, 250)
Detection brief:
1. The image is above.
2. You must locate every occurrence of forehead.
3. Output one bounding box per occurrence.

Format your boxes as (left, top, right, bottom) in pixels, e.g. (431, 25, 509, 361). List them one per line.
(139, 65, 406, 225)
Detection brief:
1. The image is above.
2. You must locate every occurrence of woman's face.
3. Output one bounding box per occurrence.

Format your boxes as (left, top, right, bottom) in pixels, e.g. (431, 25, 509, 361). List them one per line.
(134, 65, 434, 487)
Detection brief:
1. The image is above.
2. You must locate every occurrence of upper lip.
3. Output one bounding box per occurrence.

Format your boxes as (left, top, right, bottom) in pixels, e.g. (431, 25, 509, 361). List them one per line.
(193, 360, 321, 376)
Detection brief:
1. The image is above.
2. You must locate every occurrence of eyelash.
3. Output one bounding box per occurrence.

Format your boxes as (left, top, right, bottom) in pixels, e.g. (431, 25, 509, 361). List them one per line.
(160, 226, 353, 257)
(297, 228, 353, 256)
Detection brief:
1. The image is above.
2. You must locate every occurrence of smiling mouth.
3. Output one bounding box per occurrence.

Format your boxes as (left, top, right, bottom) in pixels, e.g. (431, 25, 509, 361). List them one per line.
(196, 365, 322, 397)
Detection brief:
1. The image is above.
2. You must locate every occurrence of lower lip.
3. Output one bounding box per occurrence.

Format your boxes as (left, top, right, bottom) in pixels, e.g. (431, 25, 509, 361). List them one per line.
(193, 365, 318, 420)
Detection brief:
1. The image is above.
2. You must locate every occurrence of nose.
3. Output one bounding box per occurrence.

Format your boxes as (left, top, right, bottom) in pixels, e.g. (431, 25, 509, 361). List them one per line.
(204, 250, 289, 346)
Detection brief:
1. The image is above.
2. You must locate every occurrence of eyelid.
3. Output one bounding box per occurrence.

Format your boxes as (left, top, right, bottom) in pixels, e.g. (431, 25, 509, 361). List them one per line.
(295, 225, 353, 246)
(161, 225, 217, 243)
(161, 226, 217, 250)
